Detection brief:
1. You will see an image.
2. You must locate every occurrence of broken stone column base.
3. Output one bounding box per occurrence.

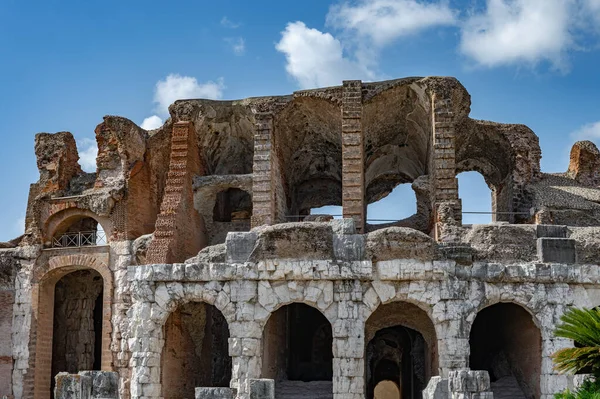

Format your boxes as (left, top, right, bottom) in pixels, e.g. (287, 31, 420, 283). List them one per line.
(423, 370, 493, 399)
(54, 371, 119, 399)
(249, 379, 275, 399)
(195, 387, 237, 399)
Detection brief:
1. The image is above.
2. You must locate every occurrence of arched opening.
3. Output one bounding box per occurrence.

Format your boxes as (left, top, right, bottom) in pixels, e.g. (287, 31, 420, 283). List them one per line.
(262, 303, 333, 397)
(469, 303, 541, 399)
(374, 380, 401, 399)
(367, 184, 417, 225)
(457, 171, 492, 224)
(363, 84, 432, 234)
(209, 187, 253, 244)
(213, 188, 252, 222)
(365, 302, 437, 399)
(161, 302, 231, 399)
(273, 97, 343, 222)
(50, 215, 108, 248)
(50, 269, 104, 395)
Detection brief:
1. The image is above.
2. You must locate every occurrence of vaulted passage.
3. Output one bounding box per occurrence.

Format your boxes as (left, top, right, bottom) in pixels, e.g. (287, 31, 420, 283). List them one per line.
(469, 303, 541, 399)
(161, 302, 231, 399)
(51, 270, 104, 394)
(262, 303, 333, 398)
(365, 302, 437, 399)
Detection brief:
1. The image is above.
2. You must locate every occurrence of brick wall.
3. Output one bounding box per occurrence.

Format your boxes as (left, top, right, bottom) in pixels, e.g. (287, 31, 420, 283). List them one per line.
(431, 94, 461, 236)
(146, 121, 206, 263)
(341, 81, 365, 233)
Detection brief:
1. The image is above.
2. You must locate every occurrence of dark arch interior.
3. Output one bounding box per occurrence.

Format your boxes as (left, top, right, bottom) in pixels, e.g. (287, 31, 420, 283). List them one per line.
(161, 302, 231, 399)
(366, 326, 427, 399)
(51, 269, 103, 395)
(213, 188, 252, 222)
(365, 302, 437, 399)
(262, 303, 333, 397)
(469, 303, 541, 399)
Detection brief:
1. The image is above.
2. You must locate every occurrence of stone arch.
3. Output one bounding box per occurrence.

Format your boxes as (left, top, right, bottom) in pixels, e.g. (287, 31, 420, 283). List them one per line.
(363, 83, 432, 233)
(468, 301, 542, 399)
(44, 207, 112, 247)
(272, 96, 343, 219)
(31, 254, 113, 398)
(160, 300, 232, 398)
(365, 300, 438, 399)
(261, 301, 333, 397)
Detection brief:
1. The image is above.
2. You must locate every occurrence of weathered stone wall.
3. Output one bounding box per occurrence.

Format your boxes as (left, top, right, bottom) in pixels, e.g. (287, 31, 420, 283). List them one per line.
(125, 221, 600, 399)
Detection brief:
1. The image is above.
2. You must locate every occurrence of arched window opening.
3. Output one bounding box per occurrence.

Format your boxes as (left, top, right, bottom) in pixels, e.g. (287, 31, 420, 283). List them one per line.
(51, 216, 107, 248)
(262, 303, 333, 397)
(51, 269, 104, 395)
(458, 171, 492, 225)
(374, 380, 401, 399)
(161, 302, 231, 399)
(469, 303, 541, 399)
(367, 183, 417, 225)
(213, 188, 252, 222)
(365, 302, 437, 399)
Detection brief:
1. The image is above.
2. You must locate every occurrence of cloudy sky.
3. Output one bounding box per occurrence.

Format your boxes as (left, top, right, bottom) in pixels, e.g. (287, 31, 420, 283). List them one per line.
(1, 0, 599, 241)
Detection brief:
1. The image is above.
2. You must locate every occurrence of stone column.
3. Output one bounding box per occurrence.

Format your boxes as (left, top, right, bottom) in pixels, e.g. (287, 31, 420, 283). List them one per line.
(332, 281, 365, 399)
(252, 113, 276, 228)
(342, 81, 365, 234)
(431, 95, 461, 240)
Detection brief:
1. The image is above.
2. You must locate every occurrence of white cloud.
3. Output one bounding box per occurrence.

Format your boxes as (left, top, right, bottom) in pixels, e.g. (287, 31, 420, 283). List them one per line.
(327, 0, 457, 46)
(154, 74, 225, 117)
(571, 121, 600, 141)
(459, 0, 575, 70)
(77, 138, 97, 172)
(275, 21, 373, 89)
(221, 16, 240, 29)
(140, 115, 163, 130)
(226, 37, 246, 55)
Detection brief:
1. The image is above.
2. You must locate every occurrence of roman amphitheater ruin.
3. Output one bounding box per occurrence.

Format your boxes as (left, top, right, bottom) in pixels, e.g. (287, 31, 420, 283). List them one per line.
(1, 76, 600, 399)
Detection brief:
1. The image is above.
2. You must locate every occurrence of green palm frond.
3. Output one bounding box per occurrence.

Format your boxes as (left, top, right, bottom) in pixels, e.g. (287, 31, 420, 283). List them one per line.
(553, 308, 600, 379)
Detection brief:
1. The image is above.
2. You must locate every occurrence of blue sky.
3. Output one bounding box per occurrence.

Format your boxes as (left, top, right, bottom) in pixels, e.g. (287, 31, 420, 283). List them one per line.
(1, 0, 599, 240)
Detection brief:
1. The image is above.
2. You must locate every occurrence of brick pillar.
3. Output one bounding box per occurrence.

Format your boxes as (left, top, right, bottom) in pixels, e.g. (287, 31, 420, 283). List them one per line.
(146, 121, 205, 263)
(252, 113, 275, 228)
(342, 81, 365, 233)
(431, 95, 461, 239)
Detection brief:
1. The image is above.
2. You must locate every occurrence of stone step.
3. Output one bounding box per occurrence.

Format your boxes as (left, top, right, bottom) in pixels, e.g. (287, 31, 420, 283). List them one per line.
(275, 381, 333, 399)
(491, 376, 527, 399)
(536, 224, 568, 238)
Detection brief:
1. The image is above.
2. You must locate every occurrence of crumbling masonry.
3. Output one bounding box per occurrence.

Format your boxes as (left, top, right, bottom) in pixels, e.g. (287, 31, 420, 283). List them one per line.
(2, 77, 600, 399)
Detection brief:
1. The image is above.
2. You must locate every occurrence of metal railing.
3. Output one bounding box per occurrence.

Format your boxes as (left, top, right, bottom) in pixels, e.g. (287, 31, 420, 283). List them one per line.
(52, 231, 107, 248)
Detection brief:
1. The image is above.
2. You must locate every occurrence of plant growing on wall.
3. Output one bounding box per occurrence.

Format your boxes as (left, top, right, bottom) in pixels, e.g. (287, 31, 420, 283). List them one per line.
(553, 307, 600, 398)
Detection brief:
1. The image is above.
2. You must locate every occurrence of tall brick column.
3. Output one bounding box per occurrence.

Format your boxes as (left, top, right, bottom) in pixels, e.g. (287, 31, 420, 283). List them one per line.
(431, 95, 461, 239)
(252, 112, 275, 228)
(146, 121, 205, 263)
(342, 81, 365, 233)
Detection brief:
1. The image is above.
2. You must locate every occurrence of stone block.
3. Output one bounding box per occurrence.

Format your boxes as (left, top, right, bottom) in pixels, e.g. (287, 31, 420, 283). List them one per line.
(537, 238, 576, 263)
(54, 373, 92, 399)
(537, 224, 567, 238)
(226, 232, 258, 263)
(330, 219, 356, 235)
(333, 234, 365, 261)
(249, 379, 275, 399)
(78, 371, 119, 398)
(423, 376, 449, 399)
(195, 387, 236, 399)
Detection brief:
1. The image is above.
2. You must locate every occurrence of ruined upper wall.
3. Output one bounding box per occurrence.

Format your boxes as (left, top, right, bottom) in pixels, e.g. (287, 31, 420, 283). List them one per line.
(21, 76, 600, 252)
